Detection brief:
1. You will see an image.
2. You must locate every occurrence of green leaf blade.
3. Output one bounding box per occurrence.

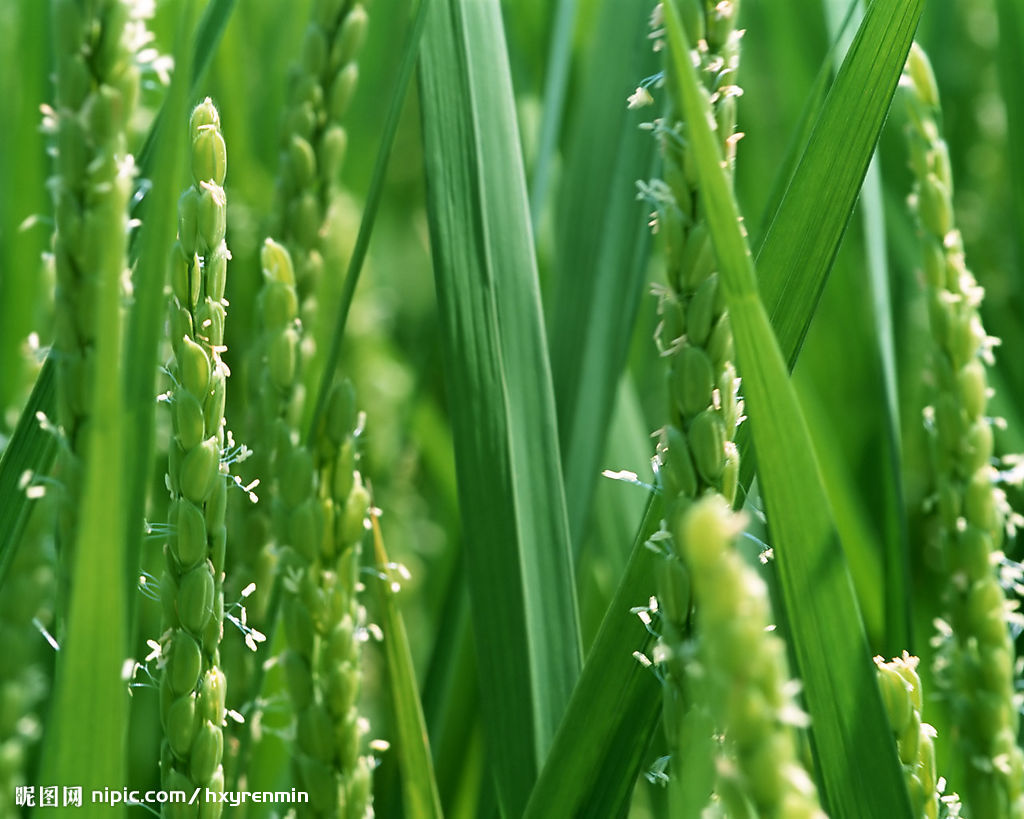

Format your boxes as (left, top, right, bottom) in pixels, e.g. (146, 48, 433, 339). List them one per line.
(661, 3, 915, 817)
(122, 0, 196, 617)
(418, 0, 582, 813)
(547, 0, 656, 553)
(371, 518, 444, 819)
(524, 495, 662, 818)
(756, 0, 924, 366)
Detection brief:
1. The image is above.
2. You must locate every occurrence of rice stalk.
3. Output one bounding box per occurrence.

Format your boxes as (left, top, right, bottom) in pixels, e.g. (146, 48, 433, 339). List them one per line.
(270, 0, 368, 382)
(677, 495, 826, 818)
(874, 653, 947, 819)
(227, 0, 372, 742)
(642, 0, 743, 515)
(279, 379, 374, 817)
(229, 3, 375, 784)
(902, 41, 1024, 819)
(158, 98, 231, 816)
(638, 1, 745, 806)
(230, 2, 383, 811)
(243, 239, 375, 817)
(231, 231, 297, 625)
(216, 239, 303, 803)
(656, 2, 919, 814)
(47, 0, 141, 636)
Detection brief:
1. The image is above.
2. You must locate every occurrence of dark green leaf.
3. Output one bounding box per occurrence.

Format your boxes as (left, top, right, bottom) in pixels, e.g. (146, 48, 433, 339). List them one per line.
(419, 0, 583, 812)
(547, 0, 657, 554)
(523, 495, 661, 818)
(661, 2, 916, 816)
(371, 516, 444, 819)
(123, 0, 197, 619)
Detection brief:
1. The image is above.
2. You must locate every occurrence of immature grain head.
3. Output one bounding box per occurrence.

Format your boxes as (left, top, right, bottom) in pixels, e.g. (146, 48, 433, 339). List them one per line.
(902, 42, 1024, 819)
(160, 98, 231, 816)
(677, 495, 825, 818)
(874, 653, 940, 819)
(640, 2, 749, 807)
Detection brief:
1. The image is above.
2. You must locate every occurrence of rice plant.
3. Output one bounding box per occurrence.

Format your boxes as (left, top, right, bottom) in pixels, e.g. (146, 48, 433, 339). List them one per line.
(1, 1, 1024, 817)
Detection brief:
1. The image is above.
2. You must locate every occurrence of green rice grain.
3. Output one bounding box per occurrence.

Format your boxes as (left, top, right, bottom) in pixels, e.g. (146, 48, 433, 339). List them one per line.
(280, 380, 373, 818)
(273, 0, 369, 321)
(902, 42, 1024, 819)
(677, 495, 825, 819)
(642, 0, 746, 804)
(160, 98, 231, 818)
(874, 653, 940, 819)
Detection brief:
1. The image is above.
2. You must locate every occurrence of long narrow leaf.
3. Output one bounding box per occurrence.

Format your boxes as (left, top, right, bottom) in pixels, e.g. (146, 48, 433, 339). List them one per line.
(547, 0, 656, 553)
(529, 0, 578, 230)
(122, 0, 195, 618)
(371, 515, 444, 819)
(662, 3, 913, 816)
(40, 60, 131, 817)
(822, 0, 911, 653)
(755, 0, 923, 366)
(750, 0, 857, 247)
(526, 0, 925, 812)
(0, 359, 56, 590)
(523, 495, 662, 818)
(307, 0, 431, 443)
(737, 0, 923, 507)
(421, 583, 481, 815)
(418, 0, 582, 812)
